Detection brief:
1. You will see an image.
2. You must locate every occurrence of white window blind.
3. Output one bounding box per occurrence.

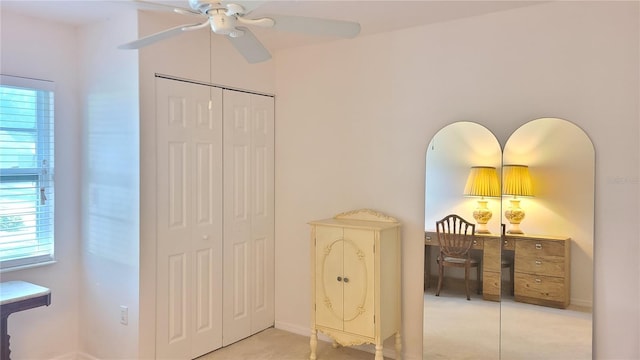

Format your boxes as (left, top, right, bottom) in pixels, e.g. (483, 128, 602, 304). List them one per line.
(0, 74, 55, 271)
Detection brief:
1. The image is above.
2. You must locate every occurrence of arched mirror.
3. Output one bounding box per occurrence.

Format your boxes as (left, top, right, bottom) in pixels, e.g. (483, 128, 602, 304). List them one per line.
(500, 117, 594, 359)
(424, 122, 502, 358)
(423, 118, 594, 359)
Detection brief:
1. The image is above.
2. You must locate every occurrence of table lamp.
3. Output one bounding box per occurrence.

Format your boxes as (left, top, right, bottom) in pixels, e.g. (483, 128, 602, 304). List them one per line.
(463, 166, 500, 234)
(502, 164, 534, 234)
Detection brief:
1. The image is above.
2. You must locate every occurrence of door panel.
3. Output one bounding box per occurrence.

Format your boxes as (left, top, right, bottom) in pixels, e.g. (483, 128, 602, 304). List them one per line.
(156, 78, 223, 359)
(223, 90, 275, 345)
(249, 94, 275, 333)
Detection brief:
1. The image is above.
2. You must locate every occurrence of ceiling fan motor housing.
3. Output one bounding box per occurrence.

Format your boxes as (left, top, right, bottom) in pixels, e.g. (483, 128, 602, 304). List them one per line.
(188, 0, 220, 13)
(209, 10, 243, 37)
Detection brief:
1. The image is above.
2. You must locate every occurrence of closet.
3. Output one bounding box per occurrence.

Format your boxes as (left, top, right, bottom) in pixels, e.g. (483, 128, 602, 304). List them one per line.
(154, 77, 274, 359)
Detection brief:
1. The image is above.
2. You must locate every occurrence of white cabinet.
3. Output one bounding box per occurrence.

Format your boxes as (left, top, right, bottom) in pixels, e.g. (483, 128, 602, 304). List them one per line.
(309, 209, 402, 360)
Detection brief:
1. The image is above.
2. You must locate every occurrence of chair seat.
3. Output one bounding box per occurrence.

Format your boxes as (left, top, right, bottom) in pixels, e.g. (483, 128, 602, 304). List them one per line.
(443, 257, 479, 265)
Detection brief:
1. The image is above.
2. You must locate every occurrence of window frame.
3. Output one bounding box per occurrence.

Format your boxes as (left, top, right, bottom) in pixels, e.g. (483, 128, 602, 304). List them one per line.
(0, 74, 55, 271)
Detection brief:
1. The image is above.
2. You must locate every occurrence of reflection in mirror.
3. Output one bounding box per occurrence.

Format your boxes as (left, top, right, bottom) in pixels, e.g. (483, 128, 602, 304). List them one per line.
(424, 122, 502, 359)
(500, 118, 594, 359)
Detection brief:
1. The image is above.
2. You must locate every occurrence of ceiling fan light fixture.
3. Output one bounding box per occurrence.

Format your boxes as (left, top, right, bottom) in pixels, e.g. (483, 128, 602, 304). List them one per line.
(229, 29, 245, 38)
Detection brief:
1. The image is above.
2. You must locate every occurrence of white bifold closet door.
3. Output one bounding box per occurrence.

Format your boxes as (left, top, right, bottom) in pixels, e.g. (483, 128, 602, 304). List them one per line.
(155, 77, 274, 359)
(222, 90, 275, 346)
(156, 77, 224, 359)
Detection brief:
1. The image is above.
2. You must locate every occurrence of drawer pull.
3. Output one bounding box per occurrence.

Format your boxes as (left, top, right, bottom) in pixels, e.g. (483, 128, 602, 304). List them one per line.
(425, 236, 432, 242)
(535, 260, 542, 265)
(473, 240, 478, 245)
(535, 278, 542, 283)
(504, 240, 508, 245)
(535, 243, 543, 250)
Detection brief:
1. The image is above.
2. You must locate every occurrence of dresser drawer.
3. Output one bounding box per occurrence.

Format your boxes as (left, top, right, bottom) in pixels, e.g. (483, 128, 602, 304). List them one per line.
(482, 270, 500, 301)
(515, 239, 566, 277)
(424, 231, 484, 249)
(471, 238, 483, 250)
(516, 238, 566, 256)
(514, 272, 568, 308)
(502, 237, 515, 251)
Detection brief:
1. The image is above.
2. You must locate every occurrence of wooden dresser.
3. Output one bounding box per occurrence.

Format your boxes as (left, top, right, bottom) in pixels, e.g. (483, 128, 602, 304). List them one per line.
(310, 209, 402, 360)
(512, 234, 571, 308)
(425, 232, 571, 308)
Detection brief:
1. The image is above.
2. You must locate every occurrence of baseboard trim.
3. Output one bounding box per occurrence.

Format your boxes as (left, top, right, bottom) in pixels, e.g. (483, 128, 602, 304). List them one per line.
(48, 352, 78, 360)
(76, 352, 101, 360)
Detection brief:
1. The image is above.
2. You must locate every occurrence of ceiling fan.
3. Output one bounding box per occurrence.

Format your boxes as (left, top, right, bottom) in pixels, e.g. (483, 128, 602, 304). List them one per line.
(119, 0, 361, 63)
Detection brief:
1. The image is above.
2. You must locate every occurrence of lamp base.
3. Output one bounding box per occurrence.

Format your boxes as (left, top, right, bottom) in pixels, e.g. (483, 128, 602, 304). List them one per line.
(475, 224, 491, 234)
(473, 199, 493, 234)
(506, 224, 524, 234)
(505, 198, 526, 234)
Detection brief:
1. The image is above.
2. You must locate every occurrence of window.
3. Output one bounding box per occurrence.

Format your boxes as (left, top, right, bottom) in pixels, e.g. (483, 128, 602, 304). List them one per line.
(0, 75, 55, 271)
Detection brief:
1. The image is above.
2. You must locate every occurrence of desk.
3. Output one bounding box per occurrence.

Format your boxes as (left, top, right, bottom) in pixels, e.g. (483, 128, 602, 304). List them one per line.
(425, 232, 571, 308)
(0, 281, 51, 360)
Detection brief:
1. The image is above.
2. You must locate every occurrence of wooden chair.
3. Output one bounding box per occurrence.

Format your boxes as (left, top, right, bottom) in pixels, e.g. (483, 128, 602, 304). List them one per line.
(435, 214, 481, 300)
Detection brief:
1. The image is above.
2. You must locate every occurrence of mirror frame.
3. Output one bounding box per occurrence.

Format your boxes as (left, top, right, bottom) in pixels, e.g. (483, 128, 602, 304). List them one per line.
(423, 117, 594, 359)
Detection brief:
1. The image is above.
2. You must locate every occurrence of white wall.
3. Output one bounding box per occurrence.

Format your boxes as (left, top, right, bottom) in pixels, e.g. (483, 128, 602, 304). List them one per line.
(78, 10, 140, 359)
(273, 2, 639, 359)
(0, 10, 81, 359)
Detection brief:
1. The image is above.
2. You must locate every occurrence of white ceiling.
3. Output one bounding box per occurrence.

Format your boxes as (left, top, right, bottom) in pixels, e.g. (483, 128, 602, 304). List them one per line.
(0, 0, 545, 51)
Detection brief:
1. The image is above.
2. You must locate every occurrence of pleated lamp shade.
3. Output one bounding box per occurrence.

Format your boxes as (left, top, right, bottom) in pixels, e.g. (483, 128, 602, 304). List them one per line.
(463, 166, 500, 198)
(502, 165, 534, 197)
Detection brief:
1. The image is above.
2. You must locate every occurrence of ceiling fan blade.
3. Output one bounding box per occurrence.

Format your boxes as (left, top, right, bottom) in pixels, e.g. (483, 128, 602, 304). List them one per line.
(118, 22, 206, 49)
(226, 27, 272, 63)
(221, 0, 266, 15)
(134, 0, 201, 15)
(268, 15, 360, 38)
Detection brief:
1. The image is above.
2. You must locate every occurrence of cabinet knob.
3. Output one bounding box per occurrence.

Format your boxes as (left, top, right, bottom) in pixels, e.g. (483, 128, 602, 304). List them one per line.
(535, 243, 543, 250)
(337, 276, 342, 282)
(343, 277, 349, 283)
(202, 235, 209, 240)
(535, 260, 542, 266)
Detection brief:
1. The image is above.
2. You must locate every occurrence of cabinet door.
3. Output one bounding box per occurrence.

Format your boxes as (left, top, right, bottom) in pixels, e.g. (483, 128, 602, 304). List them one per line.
(342, 228, 375, 338)
(315, 226, 345, 331)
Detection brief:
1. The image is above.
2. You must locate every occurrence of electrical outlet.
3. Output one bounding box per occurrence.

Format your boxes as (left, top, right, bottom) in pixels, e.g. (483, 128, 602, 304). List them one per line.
(120, 305, 128, 325)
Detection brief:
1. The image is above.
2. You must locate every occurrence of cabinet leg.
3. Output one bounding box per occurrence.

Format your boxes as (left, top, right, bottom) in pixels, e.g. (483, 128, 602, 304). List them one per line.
(309, 329, 317, 360)
(375, 344, 384, 360)
(395, 331, 402, 360)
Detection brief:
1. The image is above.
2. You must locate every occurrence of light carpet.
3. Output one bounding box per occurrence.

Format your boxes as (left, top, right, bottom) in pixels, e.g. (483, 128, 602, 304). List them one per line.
(196, 327, 389, 360)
